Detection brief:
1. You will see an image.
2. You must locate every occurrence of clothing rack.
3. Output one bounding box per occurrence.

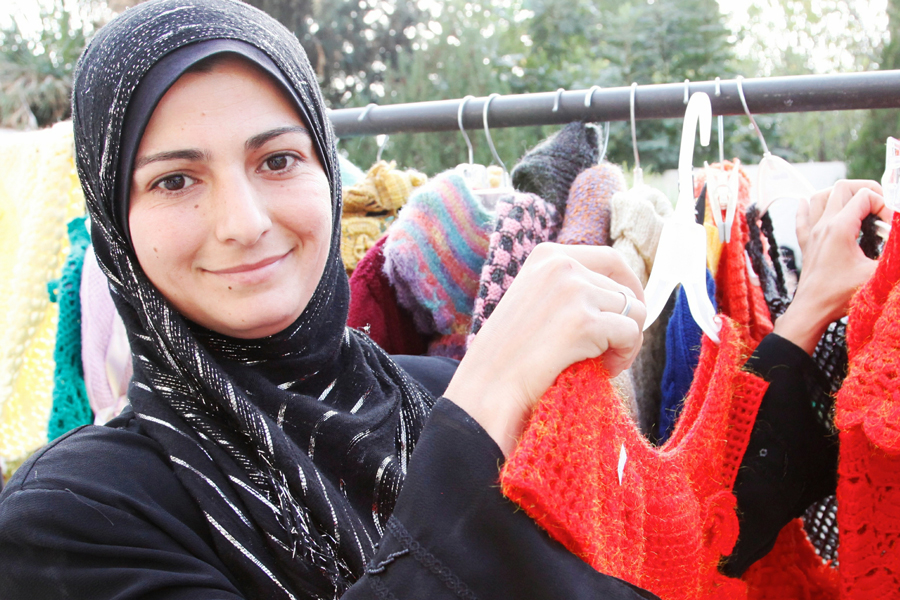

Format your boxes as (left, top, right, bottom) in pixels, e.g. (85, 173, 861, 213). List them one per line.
(330, 71, 900, 138)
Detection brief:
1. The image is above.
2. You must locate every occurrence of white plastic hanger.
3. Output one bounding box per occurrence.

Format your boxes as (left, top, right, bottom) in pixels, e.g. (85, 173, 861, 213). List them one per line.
(643, 91, 721, 343)
(629, 82, 644, 188)
(454, 95, 489, 190)
(736, 76, 815, 218)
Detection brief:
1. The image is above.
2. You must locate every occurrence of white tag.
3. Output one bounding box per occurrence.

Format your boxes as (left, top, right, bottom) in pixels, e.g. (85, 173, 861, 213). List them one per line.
(882, 137, 900, 211)
(617, 444, 628, 485)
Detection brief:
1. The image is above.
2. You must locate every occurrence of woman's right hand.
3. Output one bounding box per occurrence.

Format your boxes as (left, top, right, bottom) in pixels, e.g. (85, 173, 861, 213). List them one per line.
(444, 243, 646, 457)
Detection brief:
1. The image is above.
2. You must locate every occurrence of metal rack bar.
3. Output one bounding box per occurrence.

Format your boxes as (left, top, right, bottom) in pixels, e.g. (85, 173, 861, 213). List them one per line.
(330, 71, 900, 138)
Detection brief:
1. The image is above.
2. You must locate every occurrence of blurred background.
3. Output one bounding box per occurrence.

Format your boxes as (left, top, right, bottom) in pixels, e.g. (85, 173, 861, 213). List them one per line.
(1, 0, 897, 179)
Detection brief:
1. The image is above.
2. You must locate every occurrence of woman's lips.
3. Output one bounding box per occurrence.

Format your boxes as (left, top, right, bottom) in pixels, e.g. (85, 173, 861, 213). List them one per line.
(206, 249, 293, 285)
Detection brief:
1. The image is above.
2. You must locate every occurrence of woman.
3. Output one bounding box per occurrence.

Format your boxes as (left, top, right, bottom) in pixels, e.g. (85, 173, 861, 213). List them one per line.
(0, 0, 888, 597)
(0, 1, 652, 598)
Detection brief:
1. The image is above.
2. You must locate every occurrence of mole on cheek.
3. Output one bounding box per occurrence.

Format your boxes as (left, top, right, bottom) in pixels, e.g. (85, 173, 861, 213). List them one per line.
(194, 204, 199, 209)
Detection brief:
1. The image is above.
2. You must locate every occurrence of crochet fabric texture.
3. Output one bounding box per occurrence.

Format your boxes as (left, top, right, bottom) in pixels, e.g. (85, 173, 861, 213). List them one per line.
(340, 160, 426, 273)
(47, 217, 92, 440)
(501, 317, 768, 600)
(833, 209, 900, 598)
(468, 192, 560, 340)
(0, 121, 86, 477)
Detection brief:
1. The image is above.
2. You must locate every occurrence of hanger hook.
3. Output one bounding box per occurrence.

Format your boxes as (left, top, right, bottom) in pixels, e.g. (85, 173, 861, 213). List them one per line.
(736, 76, 769, 155)
(630, 83, 641, 172)
(357, 103, 376, 123)
(375, 134, 389, 162)
(715, 77, 724, 163)
(458, 95, 475, 165)
(483, 93, 508, 178)
(683, 79, 690, 104)
(585, 85, 610, 164)
(552, 88, 565, 113)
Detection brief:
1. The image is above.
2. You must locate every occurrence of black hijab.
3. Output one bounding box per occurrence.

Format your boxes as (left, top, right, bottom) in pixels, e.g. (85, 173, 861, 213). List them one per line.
(72, 1, 433, 597)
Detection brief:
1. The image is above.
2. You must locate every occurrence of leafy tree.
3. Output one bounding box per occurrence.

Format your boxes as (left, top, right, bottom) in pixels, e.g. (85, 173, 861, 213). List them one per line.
(241, 0, 427, 107)
(730, 0, 889, 166)
(598, 0, 744, 171)
(847, 0, 900, 180)
(339, 0, 557, 175)
(0, 0, 107, 129)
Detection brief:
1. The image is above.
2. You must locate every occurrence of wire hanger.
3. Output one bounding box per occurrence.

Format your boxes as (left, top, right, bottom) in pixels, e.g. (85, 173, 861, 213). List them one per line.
(473, 93, 513, 209)
(454, 95, 489, 190)
(703, 76, 739, 243)
(643, 91, 721, 343)
(585, 85, 611, 163)
(736, 76, 815, 218)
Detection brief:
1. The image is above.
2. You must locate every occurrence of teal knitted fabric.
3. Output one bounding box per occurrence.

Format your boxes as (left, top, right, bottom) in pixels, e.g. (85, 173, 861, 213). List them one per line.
(47, 216, 92, 441)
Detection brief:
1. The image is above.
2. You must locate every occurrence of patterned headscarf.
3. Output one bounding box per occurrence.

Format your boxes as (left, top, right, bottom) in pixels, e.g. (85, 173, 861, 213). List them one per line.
(72, 0, 433, 597)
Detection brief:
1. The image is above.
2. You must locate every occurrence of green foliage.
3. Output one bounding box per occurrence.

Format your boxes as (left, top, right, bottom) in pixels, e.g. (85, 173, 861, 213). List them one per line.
(847, 0, 900, 180)
(339, 0, 556, 175)
(0, 0, 102, 129)
(596, 0, 742, 171)
(242, 0, 427, 108)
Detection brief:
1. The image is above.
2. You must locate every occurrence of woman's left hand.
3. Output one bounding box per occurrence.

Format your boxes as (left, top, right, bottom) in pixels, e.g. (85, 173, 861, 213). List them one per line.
(775, 179, 891, 354)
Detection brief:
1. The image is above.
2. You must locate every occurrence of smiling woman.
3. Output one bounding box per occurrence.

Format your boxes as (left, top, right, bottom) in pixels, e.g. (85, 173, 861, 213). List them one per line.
(129, 56, 332, 339)
(0, 0, 653, 598)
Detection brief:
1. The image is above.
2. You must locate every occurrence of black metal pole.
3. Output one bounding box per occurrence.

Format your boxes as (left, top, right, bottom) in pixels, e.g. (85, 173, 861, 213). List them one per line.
(330, 71, 900, 138)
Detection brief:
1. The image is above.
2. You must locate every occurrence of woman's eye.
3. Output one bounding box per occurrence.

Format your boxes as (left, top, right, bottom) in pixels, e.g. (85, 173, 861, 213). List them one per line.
(152, 174, 194, 192)
(262, 153, 297, 172)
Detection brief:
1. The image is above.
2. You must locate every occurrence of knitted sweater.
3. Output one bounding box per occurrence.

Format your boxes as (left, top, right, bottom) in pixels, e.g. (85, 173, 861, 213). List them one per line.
(658, 270, 717, 442)
(47, 217, 92, 440)
(558, 162, 627, 246)
(80, 245, 133, 426)
(383, 172, 494, 359)
(510, 122, 600, 219)
(0, 121, 86, 478)
(468, 192, 560, 340)
(609, 184, 674, 437)
(833, 209, 900, 598)
(501, 317, 768, 600)
(348, 235, 428, 356)
(741, 210, 900, 599)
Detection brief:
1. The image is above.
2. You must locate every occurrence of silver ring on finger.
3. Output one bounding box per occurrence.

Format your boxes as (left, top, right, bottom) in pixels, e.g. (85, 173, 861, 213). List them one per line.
(617, 290, 632, 317)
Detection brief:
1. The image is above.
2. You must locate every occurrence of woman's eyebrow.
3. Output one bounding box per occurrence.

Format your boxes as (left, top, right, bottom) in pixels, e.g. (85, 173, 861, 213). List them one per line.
(134, 148, 210, 170)
(245, 125, 310, 151)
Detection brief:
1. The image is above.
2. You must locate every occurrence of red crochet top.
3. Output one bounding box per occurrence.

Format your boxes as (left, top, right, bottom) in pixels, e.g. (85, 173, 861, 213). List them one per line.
(743, 210, 900, 599)
(501, 317, 768, 600)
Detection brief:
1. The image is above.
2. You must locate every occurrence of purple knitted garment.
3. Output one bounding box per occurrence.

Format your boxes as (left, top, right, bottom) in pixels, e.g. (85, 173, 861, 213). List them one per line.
(558, 162, 627, 246)
(468, 192, 560, 341)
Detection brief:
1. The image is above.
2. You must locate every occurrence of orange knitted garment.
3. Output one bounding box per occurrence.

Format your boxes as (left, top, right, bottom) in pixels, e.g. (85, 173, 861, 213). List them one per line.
(501, 317, 768, 600)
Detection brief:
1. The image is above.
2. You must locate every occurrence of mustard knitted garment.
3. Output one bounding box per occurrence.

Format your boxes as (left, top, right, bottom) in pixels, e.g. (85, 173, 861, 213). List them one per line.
(0, 121, 86, 478)
(340, 160, 426, 273)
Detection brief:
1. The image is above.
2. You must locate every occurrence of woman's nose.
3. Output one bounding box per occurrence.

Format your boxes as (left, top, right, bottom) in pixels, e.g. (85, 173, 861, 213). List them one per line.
(213, 170, 272, 245)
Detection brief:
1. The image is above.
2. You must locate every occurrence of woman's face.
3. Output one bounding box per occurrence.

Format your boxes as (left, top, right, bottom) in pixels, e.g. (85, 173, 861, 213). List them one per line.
(129, 57, 332, 339)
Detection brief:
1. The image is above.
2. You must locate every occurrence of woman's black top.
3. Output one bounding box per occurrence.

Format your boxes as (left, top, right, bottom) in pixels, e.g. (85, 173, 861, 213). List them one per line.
(0, 335, 836, 599)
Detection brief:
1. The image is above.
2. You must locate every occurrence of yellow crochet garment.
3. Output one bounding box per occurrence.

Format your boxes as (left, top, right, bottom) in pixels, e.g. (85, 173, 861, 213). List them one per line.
(340, 160, 426, 273)
(0, 122, 85, 478)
